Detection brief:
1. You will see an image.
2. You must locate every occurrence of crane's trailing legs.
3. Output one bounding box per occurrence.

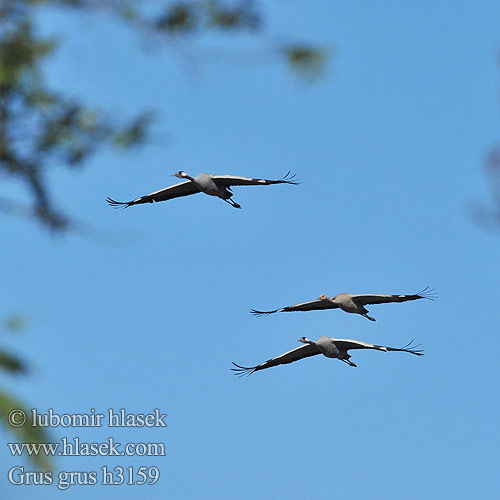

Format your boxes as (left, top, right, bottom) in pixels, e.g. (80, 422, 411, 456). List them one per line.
(223, 198, 241, 209)
(362, 313, 376, 321)
(341, 359, 357, 367)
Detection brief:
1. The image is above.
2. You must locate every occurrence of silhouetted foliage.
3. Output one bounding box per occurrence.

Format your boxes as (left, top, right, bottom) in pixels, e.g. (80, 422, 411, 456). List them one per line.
(472, 148, 500, 231)
(0, 1, 326, 231)
(0, 314, 53, 471)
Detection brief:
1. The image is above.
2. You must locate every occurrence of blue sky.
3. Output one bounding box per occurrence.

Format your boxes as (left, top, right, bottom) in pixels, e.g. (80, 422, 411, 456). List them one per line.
(1, 1, 500, 499)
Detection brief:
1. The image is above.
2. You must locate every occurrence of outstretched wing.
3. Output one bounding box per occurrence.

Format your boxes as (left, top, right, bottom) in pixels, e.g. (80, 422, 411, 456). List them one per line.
(332, 339, 386, 351)
(213, 171, 299, 187)
(352, 287, 437, 306)
(231, 344, 320, 376)
(250, 297, 338, 316)
(332, 338, 424, 356)
(107, 180, 200, 208)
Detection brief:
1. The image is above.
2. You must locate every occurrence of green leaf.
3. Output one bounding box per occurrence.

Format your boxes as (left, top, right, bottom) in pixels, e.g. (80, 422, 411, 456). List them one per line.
(0, 350, 27, 374)
(156, 3, 199, 33)
(283, 46, 328, 80)
(0, 392, 53, 471)
(113, 113, 153, 148)
(77, 110, 98, 131)
(3, 314, 28, 333)
(205, 0, 260, 30)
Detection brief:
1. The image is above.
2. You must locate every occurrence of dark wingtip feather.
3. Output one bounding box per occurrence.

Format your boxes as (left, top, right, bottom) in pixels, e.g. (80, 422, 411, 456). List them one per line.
(280, 171, 301, 185)
(398, 339, 425, 356)
(106, 197, 131, 209)
(250, 309, 274, 317)
(231, 362, 257, 377)
(416, 286, 438, 301)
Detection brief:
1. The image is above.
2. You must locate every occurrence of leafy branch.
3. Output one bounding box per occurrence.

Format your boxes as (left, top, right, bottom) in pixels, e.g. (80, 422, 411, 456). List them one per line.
(0, 314, 53, 471)
(1, 1, 326, 231)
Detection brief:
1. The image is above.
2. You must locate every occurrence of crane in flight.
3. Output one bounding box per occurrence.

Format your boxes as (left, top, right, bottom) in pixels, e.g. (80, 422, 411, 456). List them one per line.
(107, 171, 299, 209)
(250, 287, 437, 321)
(232, 336, 424, 376)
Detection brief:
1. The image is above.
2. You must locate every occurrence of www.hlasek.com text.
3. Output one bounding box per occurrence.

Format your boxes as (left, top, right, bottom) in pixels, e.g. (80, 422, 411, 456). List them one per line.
(8, 437, 165, 458)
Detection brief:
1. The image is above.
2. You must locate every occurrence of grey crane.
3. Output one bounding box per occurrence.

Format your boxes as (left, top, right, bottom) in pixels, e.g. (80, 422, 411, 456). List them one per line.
(232, 336, 424, 376)
(250, 287, 437, 321)
(107, 171, 299, 209)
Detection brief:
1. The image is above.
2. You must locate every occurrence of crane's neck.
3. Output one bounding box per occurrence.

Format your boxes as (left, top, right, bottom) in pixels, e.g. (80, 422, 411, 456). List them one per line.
(182, 173, 195, 182)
